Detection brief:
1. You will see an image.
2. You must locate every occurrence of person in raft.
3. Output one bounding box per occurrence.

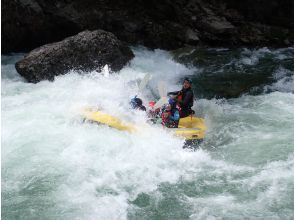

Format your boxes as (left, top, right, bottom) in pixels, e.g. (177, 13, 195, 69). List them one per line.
(130, 96, 146, 111)
(167, 77, 194, 118)
(160, 98, 180, 128)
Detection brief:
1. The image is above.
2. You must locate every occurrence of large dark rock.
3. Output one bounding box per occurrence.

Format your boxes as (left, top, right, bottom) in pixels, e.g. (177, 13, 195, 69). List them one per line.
(15, 30, 134, 83)
(2, 0, 294, 53)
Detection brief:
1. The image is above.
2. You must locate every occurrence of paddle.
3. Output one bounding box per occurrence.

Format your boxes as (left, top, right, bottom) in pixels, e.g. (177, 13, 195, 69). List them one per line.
(158, 81, 167, 98)
(130, 74, 151, 107)
(153, 96, 168, 109)
(138, 73, 151, 93)
(153, 81, 168, 109)
(102, 65, 110, 77)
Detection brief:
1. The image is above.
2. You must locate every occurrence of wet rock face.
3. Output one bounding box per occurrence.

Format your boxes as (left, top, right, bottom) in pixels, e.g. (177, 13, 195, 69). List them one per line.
(222, 0, 294, 28)
(2, 0, 80, 54)
(15, 30, 134, 83)
(2, 0, 294, 53)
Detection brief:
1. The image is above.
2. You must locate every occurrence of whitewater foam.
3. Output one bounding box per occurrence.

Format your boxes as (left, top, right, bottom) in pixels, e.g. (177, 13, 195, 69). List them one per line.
(2, 47, 294, 219)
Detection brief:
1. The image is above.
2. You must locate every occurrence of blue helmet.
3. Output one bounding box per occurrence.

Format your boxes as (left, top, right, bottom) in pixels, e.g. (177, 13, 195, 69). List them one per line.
(130, 96, 143, 109)
(168, 98, 176, 106)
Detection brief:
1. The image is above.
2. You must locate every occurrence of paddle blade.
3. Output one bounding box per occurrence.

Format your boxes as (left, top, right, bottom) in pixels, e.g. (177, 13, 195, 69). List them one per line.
(138, 73, 151, 92)
(158, 81, 167, 98)
(153, 97, 168, 109)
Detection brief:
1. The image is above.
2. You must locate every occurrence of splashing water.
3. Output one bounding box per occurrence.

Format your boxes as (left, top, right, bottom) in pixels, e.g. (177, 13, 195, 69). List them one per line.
(2, 47, 294, 219)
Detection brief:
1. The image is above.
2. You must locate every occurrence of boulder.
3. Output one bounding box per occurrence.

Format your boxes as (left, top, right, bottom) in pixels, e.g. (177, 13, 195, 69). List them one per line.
(2, 0, 294, 53)
(15, 30, 134, 83)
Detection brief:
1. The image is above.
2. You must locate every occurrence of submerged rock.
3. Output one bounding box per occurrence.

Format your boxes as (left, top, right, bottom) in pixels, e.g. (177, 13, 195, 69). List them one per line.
(15, 30, 134, 83)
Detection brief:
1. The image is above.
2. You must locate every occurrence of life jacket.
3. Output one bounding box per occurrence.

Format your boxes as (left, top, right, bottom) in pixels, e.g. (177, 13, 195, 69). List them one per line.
(177, 91, 183, 102)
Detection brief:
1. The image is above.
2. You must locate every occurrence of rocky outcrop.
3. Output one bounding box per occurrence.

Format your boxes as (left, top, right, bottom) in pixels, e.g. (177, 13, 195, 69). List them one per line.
(2, 0, 294, 53)
(15, 30, 134, 83)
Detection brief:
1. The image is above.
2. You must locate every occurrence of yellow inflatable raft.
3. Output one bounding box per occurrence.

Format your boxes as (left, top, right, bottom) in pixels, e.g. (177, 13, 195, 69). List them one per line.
(82, 109, 206, 140)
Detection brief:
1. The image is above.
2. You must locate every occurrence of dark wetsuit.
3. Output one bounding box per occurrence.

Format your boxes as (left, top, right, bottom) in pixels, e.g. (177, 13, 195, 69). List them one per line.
(138, 105, 146, 111)
(168, 87, 194, 118)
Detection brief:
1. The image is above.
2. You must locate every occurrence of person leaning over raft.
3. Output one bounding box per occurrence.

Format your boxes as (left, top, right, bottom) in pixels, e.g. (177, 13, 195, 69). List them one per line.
(167, 77, 194, 118)
(130, 96, 147, 111)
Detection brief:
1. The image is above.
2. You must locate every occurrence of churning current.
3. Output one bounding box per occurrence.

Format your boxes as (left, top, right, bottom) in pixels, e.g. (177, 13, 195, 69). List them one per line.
(2, 47, 294, 219)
